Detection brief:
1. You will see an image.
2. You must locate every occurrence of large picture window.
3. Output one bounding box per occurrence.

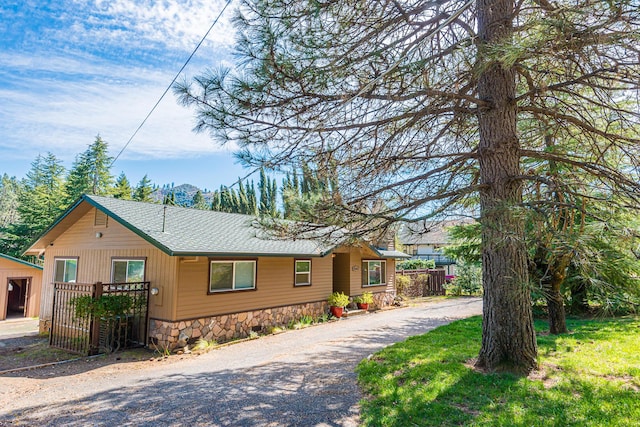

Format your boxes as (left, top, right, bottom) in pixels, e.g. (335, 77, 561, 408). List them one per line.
(362, 260, 386, 287)
(294, 260, 311, 286)
(54, 258, 78, 283)
(209, 260, 256, 292)
(112, 259, 145, 283)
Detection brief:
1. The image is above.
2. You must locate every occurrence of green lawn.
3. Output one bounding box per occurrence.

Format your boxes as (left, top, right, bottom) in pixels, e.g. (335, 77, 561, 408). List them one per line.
(357, 316, 640, 426)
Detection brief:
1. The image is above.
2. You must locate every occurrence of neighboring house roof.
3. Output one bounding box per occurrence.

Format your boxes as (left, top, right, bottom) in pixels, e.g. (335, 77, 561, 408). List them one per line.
(0, 252, 43, 270)
(375, 249, 412, 259)
(399, 219, 475, 246)
(26, 195, 408, 259)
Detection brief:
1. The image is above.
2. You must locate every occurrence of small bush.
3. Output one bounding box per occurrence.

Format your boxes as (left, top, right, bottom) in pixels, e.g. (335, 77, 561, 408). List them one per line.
(397, 258, 436, 270)
(316, 313, 330, 323)
(354, 291, 374, 304)
(395, 274, 411, 294)
(444, 262, 482, 295)
(328, 291, 350, 307)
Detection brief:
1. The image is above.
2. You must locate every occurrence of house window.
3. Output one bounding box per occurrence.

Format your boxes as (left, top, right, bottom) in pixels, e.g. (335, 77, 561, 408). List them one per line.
(295, 260, 311, 286)
(112, 259, 145, 283)
(362, 260, 386, 287)
(209, 260, 256, 292)
(54, 258, 78, 283)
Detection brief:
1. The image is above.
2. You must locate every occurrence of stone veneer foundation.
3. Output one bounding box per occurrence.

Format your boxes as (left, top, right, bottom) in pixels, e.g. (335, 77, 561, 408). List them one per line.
(149, 301, 328, 350)
(371, 290, 396, 308)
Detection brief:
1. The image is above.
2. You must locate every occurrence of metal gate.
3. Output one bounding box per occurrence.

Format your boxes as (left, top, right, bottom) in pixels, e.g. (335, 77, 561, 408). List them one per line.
(50, 281, 150, 355)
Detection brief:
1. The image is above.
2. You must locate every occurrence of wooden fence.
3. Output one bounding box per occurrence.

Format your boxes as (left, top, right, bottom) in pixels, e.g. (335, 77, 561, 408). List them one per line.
(395, 269, 447, 296)
(50, 281, 150, 355)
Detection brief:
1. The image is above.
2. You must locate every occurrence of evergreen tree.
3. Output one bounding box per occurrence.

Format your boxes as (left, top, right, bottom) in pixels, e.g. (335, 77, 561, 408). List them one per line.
(163, 190, 177, 206)
(269, 177, 278, 217)
(0, 174, 21, 229)
(113, 172, 133, 200)
(247, 180, 257, 215)
(65, 135, 114, 203)
(176, 1, 640, 373)
(237, 180, 249, 214)
(210, 189, 222, 211)
(0, 153, 67, 256)
(133, 174, 154, 202)
(191, 190, 208, 210)
(258, 168, 270, 216)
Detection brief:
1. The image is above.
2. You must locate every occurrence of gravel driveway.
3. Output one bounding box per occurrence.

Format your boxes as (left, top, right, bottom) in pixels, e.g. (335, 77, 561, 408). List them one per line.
(0, 297, 481, 426)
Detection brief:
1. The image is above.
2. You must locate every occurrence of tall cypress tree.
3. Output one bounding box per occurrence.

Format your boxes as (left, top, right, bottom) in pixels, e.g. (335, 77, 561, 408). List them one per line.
(258, 168, 269, 216)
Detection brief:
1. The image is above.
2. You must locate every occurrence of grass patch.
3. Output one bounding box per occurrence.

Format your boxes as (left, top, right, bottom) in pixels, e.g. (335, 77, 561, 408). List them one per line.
(357, 316, 640, 426)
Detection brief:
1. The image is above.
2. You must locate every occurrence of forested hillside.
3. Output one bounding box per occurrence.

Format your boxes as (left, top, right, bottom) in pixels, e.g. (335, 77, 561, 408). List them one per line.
(0, 137, 338, 259)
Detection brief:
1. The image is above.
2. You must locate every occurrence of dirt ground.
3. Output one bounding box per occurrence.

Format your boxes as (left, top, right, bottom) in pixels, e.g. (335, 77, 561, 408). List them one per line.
(0, 296, 446, 378)
(0, 334, 191, 378)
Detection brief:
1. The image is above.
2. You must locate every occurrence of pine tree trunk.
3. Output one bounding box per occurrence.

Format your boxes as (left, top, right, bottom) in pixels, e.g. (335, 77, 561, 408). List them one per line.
(546, 285, 567, 335)
(545, 259, 569, 334)
(475, 0, 538, 374)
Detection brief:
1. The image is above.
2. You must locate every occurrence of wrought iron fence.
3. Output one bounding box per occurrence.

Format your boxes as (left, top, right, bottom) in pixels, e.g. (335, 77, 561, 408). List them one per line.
(50, 282, 94, 354)
(50, 281, 150, 355)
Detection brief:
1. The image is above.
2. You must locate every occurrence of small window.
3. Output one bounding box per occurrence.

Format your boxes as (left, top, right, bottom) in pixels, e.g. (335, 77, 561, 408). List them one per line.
(54, 258, 78, 283)
(295, 260, 311, 286)
(362, 260, 386, 287)
(112, 259, 145, 283)
(209, 260, 256, 292)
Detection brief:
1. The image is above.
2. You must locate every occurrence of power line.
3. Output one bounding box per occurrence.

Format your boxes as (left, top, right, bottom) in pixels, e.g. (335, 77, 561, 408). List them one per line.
(110, 0, 233, 167)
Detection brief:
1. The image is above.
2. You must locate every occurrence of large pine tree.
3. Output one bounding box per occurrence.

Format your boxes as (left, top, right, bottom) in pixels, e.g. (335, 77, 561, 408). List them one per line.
(177, 1, 640, 373)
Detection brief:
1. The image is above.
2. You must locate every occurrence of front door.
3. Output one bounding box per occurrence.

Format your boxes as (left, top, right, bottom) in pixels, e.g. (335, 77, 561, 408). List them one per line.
(6, 277, 30, 318)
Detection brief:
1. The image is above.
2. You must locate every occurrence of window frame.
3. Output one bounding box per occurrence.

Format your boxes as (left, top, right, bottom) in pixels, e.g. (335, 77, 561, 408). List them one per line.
(294, 259, 312, 287)
(208, 259, 257, 294)
(53, 257, 79, 283)
(111, 257, 146, 283)
(362, 259, 387, 287)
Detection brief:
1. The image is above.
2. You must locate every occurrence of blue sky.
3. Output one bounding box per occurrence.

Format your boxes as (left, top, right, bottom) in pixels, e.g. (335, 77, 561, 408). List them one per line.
(0, 0, 250, 190)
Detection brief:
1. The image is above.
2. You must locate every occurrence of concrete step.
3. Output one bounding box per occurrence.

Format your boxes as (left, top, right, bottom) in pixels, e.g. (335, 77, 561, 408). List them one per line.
(343, 309, 368, 317)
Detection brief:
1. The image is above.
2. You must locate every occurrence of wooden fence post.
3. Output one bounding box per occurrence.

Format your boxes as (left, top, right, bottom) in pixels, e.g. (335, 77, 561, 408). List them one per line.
(89, 282, 102, 355)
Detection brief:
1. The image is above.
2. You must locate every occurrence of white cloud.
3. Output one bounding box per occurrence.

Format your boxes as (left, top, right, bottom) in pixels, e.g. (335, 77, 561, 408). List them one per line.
(78, 0, 238, 52)
(0, 51, 230, 163)
(0, 0, 240, 176)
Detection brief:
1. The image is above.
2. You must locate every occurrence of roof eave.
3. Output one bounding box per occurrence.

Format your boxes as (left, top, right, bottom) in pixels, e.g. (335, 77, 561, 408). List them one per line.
(0, 253, 43, 270)
(171, 251, 330, 258)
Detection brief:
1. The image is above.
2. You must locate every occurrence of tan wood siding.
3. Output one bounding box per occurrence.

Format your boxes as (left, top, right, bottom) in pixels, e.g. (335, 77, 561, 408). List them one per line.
(175, 256, 334, 320)
(332, 253, 350, 294)
(53, 207, 158, 250)
(346, 247, 396, 297)
(0, 258, 43, 320)
(39, 208, 178, 322)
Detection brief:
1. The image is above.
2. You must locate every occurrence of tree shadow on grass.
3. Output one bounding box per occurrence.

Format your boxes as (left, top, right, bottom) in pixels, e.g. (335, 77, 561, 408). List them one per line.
(357, 317, 640, 427)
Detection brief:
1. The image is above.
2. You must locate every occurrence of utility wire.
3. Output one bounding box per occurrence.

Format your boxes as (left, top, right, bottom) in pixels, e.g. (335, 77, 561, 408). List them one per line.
(110, 0, 233, 167)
